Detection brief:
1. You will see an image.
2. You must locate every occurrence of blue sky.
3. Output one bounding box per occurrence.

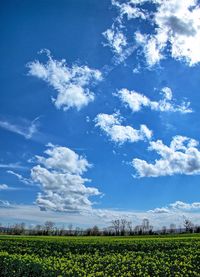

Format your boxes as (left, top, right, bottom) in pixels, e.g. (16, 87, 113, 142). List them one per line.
(1, 0, 200, 228)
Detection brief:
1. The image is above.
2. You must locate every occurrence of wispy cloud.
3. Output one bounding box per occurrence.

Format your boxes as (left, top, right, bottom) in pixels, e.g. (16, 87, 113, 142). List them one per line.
(95, 112, 152, 144)
(0, 200, 11, 208)
(0, 184, 24, 191)
(0, 184, 9, 190)
(102, 26, 127, 56)
(111, 0, 148, 21)
(0, 116, 40, 139)
(7, 170, 33, 185)
(102, 0, 147, 63)
(27, 50, 102, 111)
(0, 163, 27, 170)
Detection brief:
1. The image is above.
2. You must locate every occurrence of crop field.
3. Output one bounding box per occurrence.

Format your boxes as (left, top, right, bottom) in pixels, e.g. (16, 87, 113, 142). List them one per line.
(0, 234, 200, 276)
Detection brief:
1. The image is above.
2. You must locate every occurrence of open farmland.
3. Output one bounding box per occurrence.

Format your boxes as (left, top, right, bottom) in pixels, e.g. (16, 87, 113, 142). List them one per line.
(0, 235, 200, 276)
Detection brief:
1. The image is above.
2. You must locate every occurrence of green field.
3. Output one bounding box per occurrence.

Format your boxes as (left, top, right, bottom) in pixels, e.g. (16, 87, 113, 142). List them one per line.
(0, 234, 200, 276)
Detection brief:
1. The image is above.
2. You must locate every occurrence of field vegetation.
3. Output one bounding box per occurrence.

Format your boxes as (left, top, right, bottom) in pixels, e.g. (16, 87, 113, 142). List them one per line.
(0, 234, 200, 276)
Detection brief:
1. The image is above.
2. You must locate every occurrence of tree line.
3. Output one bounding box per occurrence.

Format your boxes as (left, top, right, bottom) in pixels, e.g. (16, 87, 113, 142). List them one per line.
(0, 218, 199, 236)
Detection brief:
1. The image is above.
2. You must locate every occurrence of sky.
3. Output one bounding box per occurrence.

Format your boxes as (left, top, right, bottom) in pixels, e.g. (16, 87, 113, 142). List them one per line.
(1, 0, 200, 229)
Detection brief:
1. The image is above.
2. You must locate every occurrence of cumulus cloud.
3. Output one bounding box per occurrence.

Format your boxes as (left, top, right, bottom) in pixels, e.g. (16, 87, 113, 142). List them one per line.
(135, 0, 200, 66)
(0, 117, 39, 139)
(108, 0, 200, 67)
(133, 135, 200, 177)
(35, 143, 90, 175)
(95, 112, 152, 144)
(30, 144, 101, 213)
(149, 201, 200, 214)
(169, 201, 200, 211)
(117, 87, 192, 113)
(27, 50, 102, 111)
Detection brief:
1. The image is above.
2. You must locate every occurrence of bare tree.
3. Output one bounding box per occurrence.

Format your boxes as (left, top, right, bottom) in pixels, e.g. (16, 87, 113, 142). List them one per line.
(127, 221, 133, 235)
(111, 219, 120, 235)
(184, 219, 194, 233)
(44, 221, 55, 235)
(120, 219, 128, 235)
(12, 222, 26, 235)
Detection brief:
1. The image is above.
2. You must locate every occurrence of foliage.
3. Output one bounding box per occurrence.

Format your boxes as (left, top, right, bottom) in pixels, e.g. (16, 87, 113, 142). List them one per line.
(0, 235, 200, 276)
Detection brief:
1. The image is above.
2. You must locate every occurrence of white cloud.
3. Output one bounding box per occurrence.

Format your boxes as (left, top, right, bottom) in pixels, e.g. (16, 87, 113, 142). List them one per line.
(135, 31, 166, 67)
(0, 203, 139, 226)
(133, 135, 200, 177)
(0, 184, 24, 191)
(0, 201, 200, 228)
(35, 143, 90, 175)
(0, 117, 39, 139)
(0, 203, 106, 227)
(135, 0, 200, 66)
(169, 201, 200, 211)
(112, 0, 148, 21)
(27, 50, 102, 111)
(7, 170, 33, 185)
(0, 200, 11, 208)
(109, 0, 200, 67)
(103, 26, 127, 56)
(30, 144, 101, 213)
(148, 207, 170, 214)
(0, 163, 26, 170)
(86, 116, 90, 123)
(95, 112, 152, 144)
(149, 201, 200, 214)
(0, 184, 9, 190)
(117, 87, 192, 113)
(104, 0, 154, 65)
(102, 0, 145, 63)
